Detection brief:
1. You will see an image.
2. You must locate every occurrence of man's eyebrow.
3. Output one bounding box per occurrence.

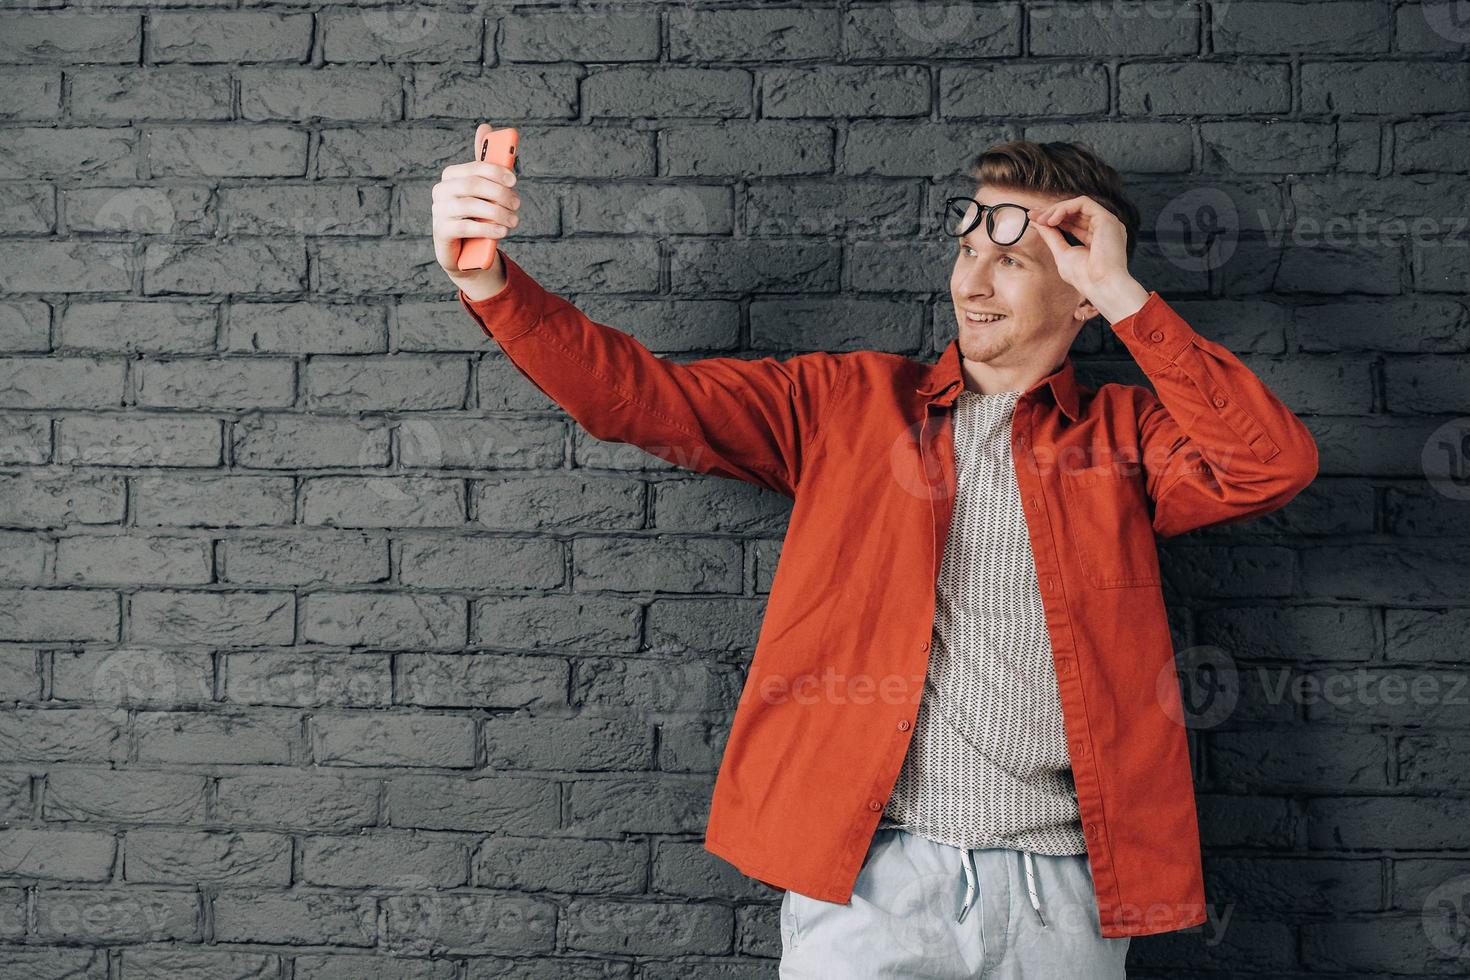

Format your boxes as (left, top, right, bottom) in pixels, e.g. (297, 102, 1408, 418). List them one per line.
(959, 231, 1037, 258)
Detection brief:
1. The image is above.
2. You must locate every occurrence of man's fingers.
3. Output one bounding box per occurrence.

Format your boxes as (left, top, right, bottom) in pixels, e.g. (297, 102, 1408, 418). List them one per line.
(441, 160, 517, 186)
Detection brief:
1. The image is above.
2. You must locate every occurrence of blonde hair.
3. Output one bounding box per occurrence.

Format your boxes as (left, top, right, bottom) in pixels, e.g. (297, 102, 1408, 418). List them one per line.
(969, 140, 1141, 262)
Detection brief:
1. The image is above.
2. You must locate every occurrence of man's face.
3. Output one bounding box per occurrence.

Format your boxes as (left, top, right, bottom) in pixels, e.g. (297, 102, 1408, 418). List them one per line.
(948, 185, 1089, 366)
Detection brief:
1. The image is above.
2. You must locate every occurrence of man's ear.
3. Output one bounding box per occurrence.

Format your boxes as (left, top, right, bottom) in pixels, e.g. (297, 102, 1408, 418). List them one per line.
(1074, 294, 1100, 324)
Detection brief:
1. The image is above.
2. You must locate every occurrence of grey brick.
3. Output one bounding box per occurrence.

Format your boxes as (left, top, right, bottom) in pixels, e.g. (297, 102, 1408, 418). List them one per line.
(397, 416, 562, 469)
(0, 12, 141, 64)
(301, 833, 467, 887)
(0, 241, 132, 292)
(129, 590, 293, 647)
(214, 770, 379, 831)
(240, 67, 402, 122)
(132, 473, 294, 527)
(69, 68, 231, 121)
(385, 774, 558, 832)
(1212, 2, 1389, 53)
(398, 535, 563, 589)
(0, 469, 126, 528)
(220, 534, 388, 586)
(300, 591, 466, 649)
(0, 127, 136, 181)
(0, 300, 50, 352)
(146, 125, 308, 178)
(483, 715, 651, 771)
(572, 535, 741, 594)
(118, 947, 280, 980)
(123, 829, 290, 885)
(312, 710, 475, 767)
(1030, 1, 1197, 55)
(58, 414, 221, 467)
(408, 65, 578, 121)
(35, 888, 197, 943)
(294, 953, 456, 980)
(44, 768, 208, 824)
(303, 355, 467, 411)
(70, 184, 204, 234)
(135, 357, 294, 410)
(302, 476, 465, 528)
(0, 828, 114, 881)
(219, 183, 391, 237)
(472, 594, 641, 651)
(0, 708, 127, 763)
(52, 647, 212, 707)
(232, 414, 389, 469)
(0, 647, 41, 699)
(0, 414, 50, 464)
(0, 181, 55, 233)
(0, 588, 118, 642)
(1120, 62, 1291, 115)
(396, 652, 568, 709)
(59, 300, 216, 354)
(143, 239, 306, 295)
(0, 68, 62, 120)
(473, 474, 643, 531)
(222, 301, 387, 354)
(1302, 61, 1470, 114)
(382, 890, 556, 956)
(474, 834, 644, 893)
(562, 897, 728, 956)
(148, 10, 312, 63)
(224, 650, 390, 708)
(212, 890, 374, 946)
(321, 9, 482, 63)
(762, 66, 925, 119)
(135, 710, 296, 765)
(941, 64, 1109, 117)
(507, 8, 660, 62)
(0, 357, 123, 409)
(845, 3, 1019, 59)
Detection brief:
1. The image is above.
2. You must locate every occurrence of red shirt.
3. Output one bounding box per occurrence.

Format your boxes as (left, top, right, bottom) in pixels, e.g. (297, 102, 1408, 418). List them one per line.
(459, 250, 1319, 939)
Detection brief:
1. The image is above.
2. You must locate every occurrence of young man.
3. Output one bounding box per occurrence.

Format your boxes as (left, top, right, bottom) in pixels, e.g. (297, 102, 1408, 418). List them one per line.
(432, 140, 1318, 978)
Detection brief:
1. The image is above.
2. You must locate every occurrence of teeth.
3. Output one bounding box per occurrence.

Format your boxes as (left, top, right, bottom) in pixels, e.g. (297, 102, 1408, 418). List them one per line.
(966, 313, 1006, 322)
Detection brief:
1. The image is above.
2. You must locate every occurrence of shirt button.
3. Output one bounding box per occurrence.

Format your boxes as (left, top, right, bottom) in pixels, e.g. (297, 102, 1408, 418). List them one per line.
(897, 719, 911, 732)
(919, 641, 930, 652)
(868, 800, 882, 812)
(1149, 330, 1164, 343)
(1212, 394, 1227, 407)
(1045, 576, 1056, 592)
(1086, 822, 1099, 836)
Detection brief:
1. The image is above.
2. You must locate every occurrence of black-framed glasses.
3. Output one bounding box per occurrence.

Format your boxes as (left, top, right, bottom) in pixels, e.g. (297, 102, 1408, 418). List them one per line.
(941, 196, 1081, 248)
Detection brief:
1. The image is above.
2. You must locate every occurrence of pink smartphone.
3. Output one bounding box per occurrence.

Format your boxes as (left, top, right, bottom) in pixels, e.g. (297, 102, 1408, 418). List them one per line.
(456, 123, 520, 272)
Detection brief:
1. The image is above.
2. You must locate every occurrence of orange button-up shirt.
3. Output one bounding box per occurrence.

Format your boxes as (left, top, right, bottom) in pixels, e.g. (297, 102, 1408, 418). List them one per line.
(459, 250, 1319, 939)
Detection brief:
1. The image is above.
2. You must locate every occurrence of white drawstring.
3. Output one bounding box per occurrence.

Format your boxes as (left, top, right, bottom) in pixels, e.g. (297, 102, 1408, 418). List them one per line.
(1022, 851, 1046, 926)
(957, 848, 978, 922)
(956, 849, 1047, 926)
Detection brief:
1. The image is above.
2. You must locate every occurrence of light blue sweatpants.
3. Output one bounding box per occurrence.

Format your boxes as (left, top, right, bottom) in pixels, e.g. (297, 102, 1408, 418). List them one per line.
(778, 827, 1131, 978)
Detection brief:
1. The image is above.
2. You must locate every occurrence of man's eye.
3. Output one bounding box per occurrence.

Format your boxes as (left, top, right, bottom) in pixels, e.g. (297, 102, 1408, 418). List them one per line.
(1000, 255, 1019, 267)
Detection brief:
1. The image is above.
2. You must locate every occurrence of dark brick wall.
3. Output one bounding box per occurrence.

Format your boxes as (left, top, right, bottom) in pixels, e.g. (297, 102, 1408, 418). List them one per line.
(1, 1, 1467, 977)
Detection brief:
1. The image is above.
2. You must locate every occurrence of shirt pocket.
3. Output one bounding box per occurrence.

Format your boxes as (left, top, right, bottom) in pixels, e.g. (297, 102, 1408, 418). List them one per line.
(1059, 464, 1161, 589)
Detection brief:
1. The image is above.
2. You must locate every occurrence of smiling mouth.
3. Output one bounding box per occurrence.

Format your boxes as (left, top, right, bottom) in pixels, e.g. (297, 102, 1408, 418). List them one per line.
(964, 312, 1007, 323)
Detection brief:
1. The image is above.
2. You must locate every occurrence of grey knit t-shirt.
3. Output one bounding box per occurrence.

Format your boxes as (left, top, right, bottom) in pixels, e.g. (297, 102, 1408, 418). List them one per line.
(878, 387, 1088, 855)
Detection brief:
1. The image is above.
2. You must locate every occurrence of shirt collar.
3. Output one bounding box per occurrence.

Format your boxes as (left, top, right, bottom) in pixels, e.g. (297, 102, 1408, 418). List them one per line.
(916, 337, 1082, 422)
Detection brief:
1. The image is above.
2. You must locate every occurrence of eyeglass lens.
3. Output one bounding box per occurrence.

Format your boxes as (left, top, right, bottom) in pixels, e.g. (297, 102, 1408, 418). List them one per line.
(943, 199, 1029, 246)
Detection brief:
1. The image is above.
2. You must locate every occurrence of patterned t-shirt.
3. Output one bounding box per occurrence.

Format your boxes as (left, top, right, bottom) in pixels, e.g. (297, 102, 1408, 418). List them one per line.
(878, 387, 1088, 855)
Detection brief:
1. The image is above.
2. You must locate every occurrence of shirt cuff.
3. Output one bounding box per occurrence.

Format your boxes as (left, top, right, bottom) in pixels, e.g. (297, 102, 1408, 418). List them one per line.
(1106, 290, 1194, 370)
(456, 249, 549, 343)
